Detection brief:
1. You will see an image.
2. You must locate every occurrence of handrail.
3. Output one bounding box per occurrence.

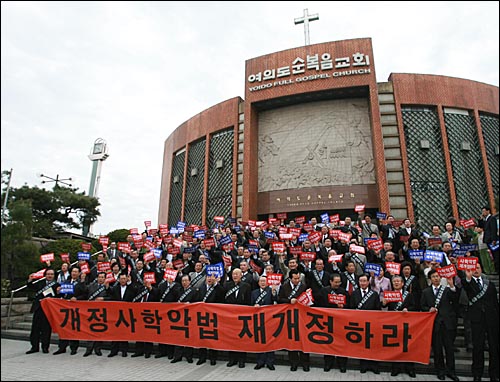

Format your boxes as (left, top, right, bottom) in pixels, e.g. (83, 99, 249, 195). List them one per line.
(5, 250, 103, 330)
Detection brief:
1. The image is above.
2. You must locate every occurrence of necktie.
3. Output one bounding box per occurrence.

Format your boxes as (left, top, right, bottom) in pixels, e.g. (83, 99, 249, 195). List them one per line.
(434, 287, 439, 297)
(362, 290, 365, 298)
(348, 281, 353, 295)
(476, 278, 482, 288)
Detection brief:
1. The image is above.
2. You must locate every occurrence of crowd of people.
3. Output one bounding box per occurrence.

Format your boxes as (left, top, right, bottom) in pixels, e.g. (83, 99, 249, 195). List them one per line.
(25, 206, 499, 381)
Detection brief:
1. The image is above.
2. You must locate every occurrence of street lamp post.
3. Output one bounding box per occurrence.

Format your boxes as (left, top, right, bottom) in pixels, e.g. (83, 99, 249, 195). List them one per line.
(1, 168, 13, 227)
(40, 173, 72, 188)
(83, 138, 109, 237)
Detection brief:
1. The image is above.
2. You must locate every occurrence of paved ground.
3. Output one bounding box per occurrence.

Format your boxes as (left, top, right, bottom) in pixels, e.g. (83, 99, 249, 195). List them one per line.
(1, 338, 471, 381)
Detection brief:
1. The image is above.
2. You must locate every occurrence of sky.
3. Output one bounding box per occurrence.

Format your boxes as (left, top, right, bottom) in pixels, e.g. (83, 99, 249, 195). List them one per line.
(1, 1, 499, 237)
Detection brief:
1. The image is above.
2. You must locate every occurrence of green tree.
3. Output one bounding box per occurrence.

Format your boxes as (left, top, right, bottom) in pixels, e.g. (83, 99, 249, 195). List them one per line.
(0, 198, 39, 287)
(107, 228, 130, 244)
(1, 178, 101, 286)
(8, 184, 100, 238)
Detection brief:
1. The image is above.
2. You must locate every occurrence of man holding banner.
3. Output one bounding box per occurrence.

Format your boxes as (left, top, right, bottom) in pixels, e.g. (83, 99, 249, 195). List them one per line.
(224, 268, 252, 368)
(382, 275, 417, 378)
(319, 273, 349, 373)
(251, 276, 277, 370)
(196, 269, 225, 365)
(26, 268, 59, 354)
(278, 269, 310, 372)
(351, 273, 381, 374)
(156, 268, 182, 359)
(421, 269, 460, 381)
(53, 265, 83, 355)
(83, 271, 108, 357)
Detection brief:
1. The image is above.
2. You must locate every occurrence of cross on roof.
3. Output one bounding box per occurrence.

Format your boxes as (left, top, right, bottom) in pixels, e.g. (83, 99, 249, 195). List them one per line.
(294, 8, 319, 46)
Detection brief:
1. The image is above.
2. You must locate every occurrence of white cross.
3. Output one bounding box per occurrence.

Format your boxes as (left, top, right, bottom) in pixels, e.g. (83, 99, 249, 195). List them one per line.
(294, 8, 319, 46)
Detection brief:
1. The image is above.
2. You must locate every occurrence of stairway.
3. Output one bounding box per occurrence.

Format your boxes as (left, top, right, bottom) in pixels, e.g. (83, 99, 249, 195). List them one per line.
(2, 277, 497, 378)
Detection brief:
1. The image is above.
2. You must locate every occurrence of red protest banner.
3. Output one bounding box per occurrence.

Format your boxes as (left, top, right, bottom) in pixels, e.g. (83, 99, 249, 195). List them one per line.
(144, 220, 152, 227)
(354, 204, 365, 212)
(42, 299, 435, 364)
(40, 253, 55, 263)
(280, 233, 293, 240)
(328, 294, 346, 305)
(308, 232, 321, 243)
(383, 291, 403, 302)
(203, 238, 215, 248)
(330, 214, 340, 223)
(173, 259, 184, 270)
(457, 256, 478, 271)
(164, 269, 178, 281)
(80, 263, 90, 274)
(214, 216, 225, 223)
(60, 253, 70, 263)
(328, 254, 344, 263)
(437, 264, 457, 279)
(303, 223, 313, 232)
(222, 255, 232, 267)
(98, 236, 109, 245)
(143, 272, 156, 284)
(266, 273, 283, 286)
(338, 232, 351, 242)
(97, 262, 111, 273)
(300, 252, 316, 262)
(367, 239, 383, 251)
(349, 244, 365, 254)
(297, 288, 314, 306)
(295, 216, 306, 224)
(276, 212, 287, 220)
(460, 219, 476, 229)
(385, 262, 401, 275)
(130, 228, 139, 235)
(118, 242, 131, 253)
(272, 242, 285, 253)
(428, 237, 443, 247)
(31, 269, 46, 279)
(81, 243, 92, 252)
(143, 252, 156, 263)
(330, 229, 340, 239)
(105, 273, 116, 283)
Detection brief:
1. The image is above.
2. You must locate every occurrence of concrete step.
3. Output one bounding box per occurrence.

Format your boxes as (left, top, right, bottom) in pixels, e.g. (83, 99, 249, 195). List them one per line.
(1, 302, 31, 316)
(1, 328, 488, 378)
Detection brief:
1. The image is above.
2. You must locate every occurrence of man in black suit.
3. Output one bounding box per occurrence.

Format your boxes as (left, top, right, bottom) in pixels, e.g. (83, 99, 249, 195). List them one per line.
(350, 273, 381, 374)
(380, 215, 399, 250)
(306, 258, 330, 304)
(83, 271, 108, 357)
(319, 273, 349, 373)
(382, 275, 417, 378)
(196, 273, 225, 365)
(53, 265, 84, 355)
(479, 206, 499, 274)
(278, 269, 310, 372)
(26, 268, 60, 354)
(171, 274, 198, 364)
(130, 279, 158, 359)
(421, 269, 460, 381)
(107, 272, 136, 357)
(224, 268, 252, 368)
(251, 276, 278, 371)
(106, 241, 122, 262)
(459, 263, 499, 381)
(156, 270, 182, 359)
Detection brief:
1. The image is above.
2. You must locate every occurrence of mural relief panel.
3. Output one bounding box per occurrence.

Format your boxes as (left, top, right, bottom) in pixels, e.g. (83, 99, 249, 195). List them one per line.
(258, 98, 375, 192)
